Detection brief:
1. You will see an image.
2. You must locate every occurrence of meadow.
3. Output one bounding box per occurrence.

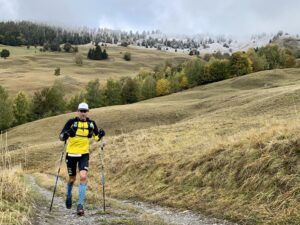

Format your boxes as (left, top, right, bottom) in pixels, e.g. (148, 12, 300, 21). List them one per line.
(6, 68, 300, 224)
(0, 44, 189, 96)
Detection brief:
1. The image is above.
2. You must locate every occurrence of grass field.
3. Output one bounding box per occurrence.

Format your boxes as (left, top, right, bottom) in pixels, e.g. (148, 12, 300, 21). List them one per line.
(7, 68, 300, 224)
(0, 44, 189, 96)
(0, 166, 32, 225)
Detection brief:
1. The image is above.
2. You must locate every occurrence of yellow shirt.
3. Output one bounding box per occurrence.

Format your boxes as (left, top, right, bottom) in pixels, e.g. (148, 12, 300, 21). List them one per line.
(61, 118, 100, 154)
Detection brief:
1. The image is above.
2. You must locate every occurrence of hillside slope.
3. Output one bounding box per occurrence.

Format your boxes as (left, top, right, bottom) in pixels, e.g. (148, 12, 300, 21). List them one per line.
(8, 68, 300, 224)
(0, 43, 188, 96)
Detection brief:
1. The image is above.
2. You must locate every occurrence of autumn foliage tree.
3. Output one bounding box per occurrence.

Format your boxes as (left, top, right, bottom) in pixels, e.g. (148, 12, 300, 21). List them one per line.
(156, 79, 170, 96)
(229, 52, 253, 76)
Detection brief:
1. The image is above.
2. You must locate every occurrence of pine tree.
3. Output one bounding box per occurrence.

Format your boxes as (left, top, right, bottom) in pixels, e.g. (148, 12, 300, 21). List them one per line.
(94, 45, 102, 60)
(102, 49, 108, 59)
(87, 49, 93, 59)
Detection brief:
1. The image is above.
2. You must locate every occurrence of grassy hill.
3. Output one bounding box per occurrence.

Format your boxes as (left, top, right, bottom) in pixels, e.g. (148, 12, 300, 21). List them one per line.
(0, 44, 189, 96)
(8, 68, 300, 224)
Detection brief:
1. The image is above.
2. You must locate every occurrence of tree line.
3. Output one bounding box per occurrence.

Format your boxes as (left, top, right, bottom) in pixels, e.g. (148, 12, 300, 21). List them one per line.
(0, 44, 297, 131)
(0, 21, 91, 46)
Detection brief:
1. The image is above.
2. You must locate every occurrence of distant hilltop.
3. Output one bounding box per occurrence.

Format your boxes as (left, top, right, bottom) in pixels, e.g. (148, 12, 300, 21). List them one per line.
(0, 21, 299, 55)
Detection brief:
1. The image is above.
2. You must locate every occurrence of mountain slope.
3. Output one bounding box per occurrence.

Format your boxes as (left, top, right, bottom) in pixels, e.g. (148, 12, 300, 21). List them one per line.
(8, 68, 300, 224)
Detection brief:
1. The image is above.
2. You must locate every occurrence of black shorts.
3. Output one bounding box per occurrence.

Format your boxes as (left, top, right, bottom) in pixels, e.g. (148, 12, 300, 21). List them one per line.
(65, 153, 89, 176)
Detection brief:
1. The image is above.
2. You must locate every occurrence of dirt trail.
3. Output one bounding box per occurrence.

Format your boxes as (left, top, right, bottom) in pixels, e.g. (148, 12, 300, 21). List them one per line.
(27, 175, 236, 225)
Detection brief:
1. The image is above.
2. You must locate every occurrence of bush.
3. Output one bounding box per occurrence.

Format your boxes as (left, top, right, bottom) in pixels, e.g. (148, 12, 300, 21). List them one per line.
(30, 81, 66, 119)
(180, 75, 189, 89)
(85, 79, 105, 108)
(203, 53, 211, 62)
(141, 76, 156, 99)
(68, 92, 85, 111)
(13, 92, 29, 125)
(105, 79, 122, 105)
(206, 59, 230, 82)
(229, 52, 253, 76)
(280, 49, 296, 68)
(120, 41, 129, 47)
(43, 43, 49, 51)
(1, 49, 10, 59)
(54, 67, 60, 76)
(247, 49, 269, 72)
(0, 86, 13, 131)
(121, 77, 139, 104)
(63, 43, 72, 52)
(183, 59, 205, 86)
(74, 53, 83, 66)
(258, 44, 281, 69)
(123, 52, 131, 61)
(49, 42, 61, 52)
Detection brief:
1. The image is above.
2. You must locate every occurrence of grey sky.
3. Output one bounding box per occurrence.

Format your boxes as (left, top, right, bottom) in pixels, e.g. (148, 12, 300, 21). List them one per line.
(0, 0, 299, 37)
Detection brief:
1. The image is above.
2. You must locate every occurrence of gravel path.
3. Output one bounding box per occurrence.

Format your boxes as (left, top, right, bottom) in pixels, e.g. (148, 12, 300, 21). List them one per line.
(28, 175, 103, 225)
(27, 174, 236, 225)
(125, 201, 236, 225)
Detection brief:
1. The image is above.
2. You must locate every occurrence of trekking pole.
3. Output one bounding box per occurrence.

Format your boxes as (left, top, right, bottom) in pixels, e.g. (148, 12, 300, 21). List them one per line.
(49, 140, 66, 212)
(99, 138, 106, 212)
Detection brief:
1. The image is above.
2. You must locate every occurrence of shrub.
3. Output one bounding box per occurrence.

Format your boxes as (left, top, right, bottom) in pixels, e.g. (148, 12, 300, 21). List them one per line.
(121, 77, 139, 104)
(141, 76, 156, 99)
(247, 49, 269, 72)
(1, 49, 10, 59)
(74, 53, 83, 66)
(206, 59, 230, 82)
(85, 79, 105, 108)
(183, 59, 205, 86)
(13, 92, 29, 125)
(180, 75, 189, 89)
(105, 79, 122, 105)
(258, 44, 281, 69)
(30, 81, 66, 119)
(63, 43, 72, 52)
(229, 52, 253, 76)
(120, 41, 129, 47)
(123, 52, 131, 61)
(54, 67, 60, 76)
(0, 86, 13, 131)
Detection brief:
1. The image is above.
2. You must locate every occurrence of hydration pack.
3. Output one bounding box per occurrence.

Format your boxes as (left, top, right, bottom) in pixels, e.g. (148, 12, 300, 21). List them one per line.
(70, 118, 94, 138)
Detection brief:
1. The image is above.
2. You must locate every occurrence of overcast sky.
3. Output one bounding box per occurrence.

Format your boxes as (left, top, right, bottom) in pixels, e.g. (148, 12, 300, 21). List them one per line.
(0, 0, 299, 37)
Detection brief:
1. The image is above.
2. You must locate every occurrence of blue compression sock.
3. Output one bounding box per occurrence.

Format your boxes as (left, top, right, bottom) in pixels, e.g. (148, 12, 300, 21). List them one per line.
(78, 183, 87, 206)
(67, 182, 73, 198)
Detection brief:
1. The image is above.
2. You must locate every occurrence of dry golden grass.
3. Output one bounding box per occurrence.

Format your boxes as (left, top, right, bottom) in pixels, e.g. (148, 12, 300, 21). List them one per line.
(7, 68, 300, 224)
(0, 167, 32, 225)
(0, 44, 189, 96)
(96, 119, 299, 224)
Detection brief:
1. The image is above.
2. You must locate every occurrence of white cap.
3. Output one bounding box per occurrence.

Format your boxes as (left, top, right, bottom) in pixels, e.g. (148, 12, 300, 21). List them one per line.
(78, 102, 89, 111)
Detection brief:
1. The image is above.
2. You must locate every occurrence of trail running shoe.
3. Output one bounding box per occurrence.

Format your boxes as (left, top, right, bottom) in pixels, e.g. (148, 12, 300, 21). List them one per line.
(65, 196, 72, 209)
(77, 204, 84, 216)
